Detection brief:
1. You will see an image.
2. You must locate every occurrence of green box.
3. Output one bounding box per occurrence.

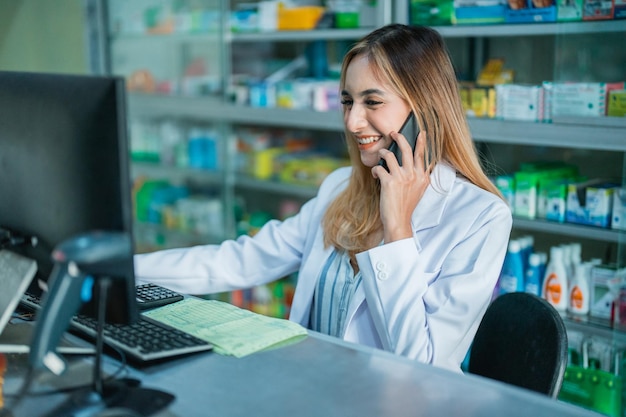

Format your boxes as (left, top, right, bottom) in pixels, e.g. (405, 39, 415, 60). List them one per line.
(411, 0, 454, 25)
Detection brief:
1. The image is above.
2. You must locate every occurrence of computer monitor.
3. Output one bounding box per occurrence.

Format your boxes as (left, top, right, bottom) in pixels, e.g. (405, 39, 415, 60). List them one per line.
(0, 70, 138, 326)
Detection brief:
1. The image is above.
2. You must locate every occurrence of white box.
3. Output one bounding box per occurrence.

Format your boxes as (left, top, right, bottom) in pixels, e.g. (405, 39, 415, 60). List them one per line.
(612, 187, 626, 231)
(496, 84, 544, 122)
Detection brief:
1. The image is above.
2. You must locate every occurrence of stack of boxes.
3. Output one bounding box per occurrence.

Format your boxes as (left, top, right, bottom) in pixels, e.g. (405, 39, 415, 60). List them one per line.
(494, 162, 625, 231)
(461, 79, 626, 122)
(411, 0, 625, 25)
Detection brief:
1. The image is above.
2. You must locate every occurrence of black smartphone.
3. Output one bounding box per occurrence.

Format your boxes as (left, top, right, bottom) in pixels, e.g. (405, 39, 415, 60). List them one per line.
(378, 112, 420, 172)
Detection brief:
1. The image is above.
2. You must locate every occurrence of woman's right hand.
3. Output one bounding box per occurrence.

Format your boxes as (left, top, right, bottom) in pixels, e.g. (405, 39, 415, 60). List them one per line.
(373, 130, 430, 244)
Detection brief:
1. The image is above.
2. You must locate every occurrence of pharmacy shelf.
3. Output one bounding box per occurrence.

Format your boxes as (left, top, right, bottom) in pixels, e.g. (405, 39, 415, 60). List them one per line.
(128, 94, 344, 131)
(131, 161, 224, 184)
(564, 315, 626, 347)
(235, 175, 319, 198)
(513, 218, 624, 243)
(128, 94, 626, 151)
(134, 221, 225, 251)
(433, 20, 626, 38)
(468, 117, 626, 152)
(110, 32, 221, 43)
(230, 28, 374, 43)
(114, 21, 626, 43)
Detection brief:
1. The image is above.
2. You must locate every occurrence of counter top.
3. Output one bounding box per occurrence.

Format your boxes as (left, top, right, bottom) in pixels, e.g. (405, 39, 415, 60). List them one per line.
(2, 329, 601, 417)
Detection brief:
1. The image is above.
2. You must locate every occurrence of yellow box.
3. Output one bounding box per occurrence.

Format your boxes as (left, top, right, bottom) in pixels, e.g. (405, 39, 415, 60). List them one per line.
(608, 90, 626, 117)
(278, 6, 325, 30)
(252, 148, 284, 180)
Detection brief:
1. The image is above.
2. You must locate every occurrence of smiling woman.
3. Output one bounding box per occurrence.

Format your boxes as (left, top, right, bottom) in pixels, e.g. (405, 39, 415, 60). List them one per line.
(134, 24, 513, 373)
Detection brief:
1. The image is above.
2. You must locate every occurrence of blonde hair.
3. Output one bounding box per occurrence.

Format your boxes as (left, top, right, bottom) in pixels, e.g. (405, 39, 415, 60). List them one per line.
(323, 24, 501, 258)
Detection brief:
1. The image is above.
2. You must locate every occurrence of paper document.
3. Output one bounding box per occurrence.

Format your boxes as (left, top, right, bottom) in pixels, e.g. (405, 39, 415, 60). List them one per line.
(143, 298, 307, 358)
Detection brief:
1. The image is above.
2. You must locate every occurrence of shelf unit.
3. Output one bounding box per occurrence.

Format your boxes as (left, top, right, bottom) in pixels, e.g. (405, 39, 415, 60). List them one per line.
(94, 1, 626, 361)
(127, 91, 626, 245)
(98, 9, 626, 241)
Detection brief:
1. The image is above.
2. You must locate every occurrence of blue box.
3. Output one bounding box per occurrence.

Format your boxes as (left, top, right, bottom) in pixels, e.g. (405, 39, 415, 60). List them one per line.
(453, 4, 506, 24)
(565, 180, 618, 228)
(504, 0, 557, 22)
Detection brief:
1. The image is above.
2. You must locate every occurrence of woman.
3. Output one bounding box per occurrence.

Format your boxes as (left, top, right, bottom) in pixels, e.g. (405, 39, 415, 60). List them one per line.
(134, 24, 512, 372)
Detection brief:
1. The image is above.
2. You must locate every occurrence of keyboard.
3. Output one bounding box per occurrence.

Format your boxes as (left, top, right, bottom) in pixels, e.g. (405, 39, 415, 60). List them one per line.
(19, 286, 213, 363)
(135, 283, 184, 310)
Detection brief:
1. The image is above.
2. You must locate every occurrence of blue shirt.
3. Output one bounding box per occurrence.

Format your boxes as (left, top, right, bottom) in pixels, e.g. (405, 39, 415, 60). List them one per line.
(309, 250, 363, 337)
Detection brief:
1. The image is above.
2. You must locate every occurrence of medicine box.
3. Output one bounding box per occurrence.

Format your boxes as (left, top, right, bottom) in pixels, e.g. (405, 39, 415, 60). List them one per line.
(549, 82, 624, 118)
(504, 0, 557, 22)
(557, 0, 583, 20)
(277, 5, 325, 30)
(495, 175, 515, 209)
(582, 0, 614, 19)
(611, 187, 626, 231)
(514, 163, 578, 219)
(538, 177, 582, 222)
(495, 84, 544, 122)
(453, 0, 506, 24)
(471, 87, 496, 118)
(615, 0, 626, 17)
(607, 89, 626, 117)
(590, 264, 626, 320)
(411, 0, 455, 25)
(565, 180, 617, 228)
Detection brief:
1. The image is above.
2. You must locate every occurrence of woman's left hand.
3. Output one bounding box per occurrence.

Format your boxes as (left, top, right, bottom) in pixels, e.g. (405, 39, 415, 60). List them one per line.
(373, 130, 431, 243)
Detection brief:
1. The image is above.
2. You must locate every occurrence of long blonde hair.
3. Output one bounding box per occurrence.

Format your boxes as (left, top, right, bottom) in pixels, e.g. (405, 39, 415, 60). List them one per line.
(322, 24, 501, 257)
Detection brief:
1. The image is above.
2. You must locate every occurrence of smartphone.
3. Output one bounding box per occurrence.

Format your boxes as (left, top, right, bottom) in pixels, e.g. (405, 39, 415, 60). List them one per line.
(378, 112, 420, 172)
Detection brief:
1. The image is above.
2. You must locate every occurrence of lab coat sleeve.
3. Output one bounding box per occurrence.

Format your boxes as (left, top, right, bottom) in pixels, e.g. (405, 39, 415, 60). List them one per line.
(133, 197, 318, 295)
(356, 200, 512, 370)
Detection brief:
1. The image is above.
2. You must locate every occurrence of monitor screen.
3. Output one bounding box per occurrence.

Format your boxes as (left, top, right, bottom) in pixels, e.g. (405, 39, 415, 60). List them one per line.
(0, 70, 137, 325)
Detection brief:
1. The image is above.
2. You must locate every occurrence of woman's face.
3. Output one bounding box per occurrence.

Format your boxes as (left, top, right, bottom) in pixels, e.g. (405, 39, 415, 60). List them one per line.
(341, 54, 412, 168)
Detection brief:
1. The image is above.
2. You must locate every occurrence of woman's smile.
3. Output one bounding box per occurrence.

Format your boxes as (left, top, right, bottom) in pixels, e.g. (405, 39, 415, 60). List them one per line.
(356, 135, 384, 150)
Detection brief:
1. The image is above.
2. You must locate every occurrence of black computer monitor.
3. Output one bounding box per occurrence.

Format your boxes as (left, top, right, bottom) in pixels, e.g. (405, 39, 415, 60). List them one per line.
(0, 70, 138, 326)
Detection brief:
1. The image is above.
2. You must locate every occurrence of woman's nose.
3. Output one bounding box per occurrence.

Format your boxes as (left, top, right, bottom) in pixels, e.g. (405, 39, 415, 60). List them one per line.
(344, 107, 367, 133)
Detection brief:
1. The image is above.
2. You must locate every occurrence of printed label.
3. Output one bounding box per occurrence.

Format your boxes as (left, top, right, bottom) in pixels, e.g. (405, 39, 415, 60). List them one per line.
(545, 273, 562, 304)
(570, 285, 583, 310)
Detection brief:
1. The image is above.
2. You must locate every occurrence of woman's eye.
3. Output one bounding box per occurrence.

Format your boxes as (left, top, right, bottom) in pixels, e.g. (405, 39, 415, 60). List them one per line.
(365, 99, 383, 106)
(340, 99, 353, 106)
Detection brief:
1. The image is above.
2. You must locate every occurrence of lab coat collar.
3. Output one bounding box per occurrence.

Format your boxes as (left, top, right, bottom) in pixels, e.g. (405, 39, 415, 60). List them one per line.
(411, 161, 456, 232)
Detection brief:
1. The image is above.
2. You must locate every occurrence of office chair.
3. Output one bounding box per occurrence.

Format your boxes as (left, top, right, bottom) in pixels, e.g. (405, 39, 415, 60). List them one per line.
(467, 292, 568, 398)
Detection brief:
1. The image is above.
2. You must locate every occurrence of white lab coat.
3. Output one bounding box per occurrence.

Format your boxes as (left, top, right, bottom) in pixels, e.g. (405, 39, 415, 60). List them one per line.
(134, 162, 512, 372)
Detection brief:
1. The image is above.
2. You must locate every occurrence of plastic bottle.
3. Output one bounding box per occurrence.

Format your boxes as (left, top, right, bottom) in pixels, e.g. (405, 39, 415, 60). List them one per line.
(499, 239, 525, 295)
(520, 235, 535, 273)
(568, 262, 590, 315)
(542, 246, 568, 311)
(538, 252, 548, 283)
(560, 243, 573, 284)
(569, 242, 582, 281)
(525, 252, 543, 296)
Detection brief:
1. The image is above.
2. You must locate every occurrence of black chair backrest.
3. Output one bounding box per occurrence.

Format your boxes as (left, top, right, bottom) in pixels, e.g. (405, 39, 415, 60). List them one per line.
(468, 292, 568, 398)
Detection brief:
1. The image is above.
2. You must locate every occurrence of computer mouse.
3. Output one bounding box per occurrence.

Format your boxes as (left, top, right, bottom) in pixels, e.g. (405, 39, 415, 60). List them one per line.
(94, 407, 143, 417)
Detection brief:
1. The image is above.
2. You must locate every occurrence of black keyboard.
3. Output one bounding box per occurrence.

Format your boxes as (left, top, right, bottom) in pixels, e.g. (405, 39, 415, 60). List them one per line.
(70, 314, 212, 362)
(20, 286, 213, 363)
(136, 283, 184, 310)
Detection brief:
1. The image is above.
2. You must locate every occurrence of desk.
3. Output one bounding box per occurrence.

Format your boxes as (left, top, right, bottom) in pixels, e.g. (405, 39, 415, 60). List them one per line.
(3, 329, 601, 417)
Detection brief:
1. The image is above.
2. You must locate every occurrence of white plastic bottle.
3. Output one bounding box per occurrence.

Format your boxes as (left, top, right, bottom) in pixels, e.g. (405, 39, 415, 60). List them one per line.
(569, 242, 582, 281)
(542, 246, 568, 312)
(568, 262, 590, 315)
(560, 244, 572, 283)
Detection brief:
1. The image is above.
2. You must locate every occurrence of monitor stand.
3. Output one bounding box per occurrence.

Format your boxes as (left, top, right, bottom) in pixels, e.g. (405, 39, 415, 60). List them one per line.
(42, 377, 174, 417)
(41, 277, 175, 417)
